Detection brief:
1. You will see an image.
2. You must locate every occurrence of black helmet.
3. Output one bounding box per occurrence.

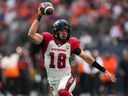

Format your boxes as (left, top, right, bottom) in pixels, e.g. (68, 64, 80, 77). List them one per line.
(52, 19, 72, 42)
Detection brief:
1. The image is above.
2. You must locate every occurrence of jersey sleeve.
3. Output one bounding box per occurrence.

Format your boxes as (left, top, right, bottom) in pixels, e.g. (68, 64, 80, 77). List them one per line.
(41, 32, 53, 45)
(69, 37, 80, 54)
(41, 32, 52, 40)
(40, 32, 53, 54)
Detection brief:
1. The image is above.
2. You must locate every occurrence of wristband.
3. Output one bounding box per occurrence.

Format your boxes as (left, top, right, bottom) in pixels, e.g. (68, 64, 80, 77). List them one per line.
(92, 61, 106, 72)
(37, 15, 42, 21)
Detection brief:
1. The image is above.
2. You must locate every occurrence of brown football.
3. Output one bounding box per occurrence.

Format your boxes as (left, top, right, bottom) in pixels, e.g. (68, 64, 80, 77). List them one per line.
(40, 2, 54, 15)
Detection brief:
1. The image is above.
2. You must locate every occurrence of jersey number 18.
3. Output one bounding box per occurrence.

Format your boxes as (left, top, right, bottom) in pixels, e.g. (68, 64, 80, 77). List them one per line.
(49, 52, 66, 69)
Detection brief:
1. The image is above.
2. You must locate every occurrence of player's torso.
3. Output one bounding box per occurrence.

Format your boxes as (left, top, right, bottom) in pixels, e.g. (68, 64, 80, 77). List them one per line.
(44, 40, 71, 81)
(41, 32, 80, 82)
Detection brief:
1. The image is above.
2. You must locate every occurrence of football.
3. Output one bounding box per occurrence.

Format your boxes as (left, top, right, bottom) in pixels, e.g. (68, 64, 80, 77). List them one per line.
(40, 2, 54, 15)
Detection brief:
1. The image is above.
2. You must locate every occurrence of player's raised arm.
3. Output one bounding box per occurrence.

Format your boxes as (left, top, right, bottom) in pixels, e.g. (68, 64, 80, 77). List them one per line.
(28, 2, 54, 44)
(79, 49, 117, 83)
(28, 4, 43, 44)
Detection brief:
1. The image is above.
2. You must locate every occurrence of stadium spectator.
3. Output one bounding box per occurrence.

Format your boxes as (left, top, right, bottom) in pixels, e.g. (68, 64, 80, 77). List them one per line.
(119, 49, 128, 96)
(0, 53, 5, 95)
(100, 51, 118, 95)
(1, 53, 20, 95)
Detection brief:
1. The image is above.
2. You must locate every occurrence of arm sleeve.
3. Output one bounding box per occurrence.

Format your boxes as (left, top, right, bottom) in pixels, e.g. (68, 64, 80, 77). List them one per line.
(70, 37, 80, 54)
(41, 32, 52, 45)
(92, 61, 106, 72)
(73, 48, 82, 55)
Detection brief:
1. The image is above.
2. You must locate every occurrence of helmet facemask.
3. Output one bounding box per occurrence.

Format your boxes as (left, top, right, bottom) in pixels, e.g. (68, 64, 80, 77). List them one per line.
(52, 19, 71, 43)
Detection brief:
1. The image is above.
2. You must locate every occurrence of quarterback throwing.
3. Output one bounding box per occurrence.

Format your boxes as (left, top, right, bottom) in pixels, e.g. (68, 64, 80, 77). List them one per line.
(28, 2, 117, 96)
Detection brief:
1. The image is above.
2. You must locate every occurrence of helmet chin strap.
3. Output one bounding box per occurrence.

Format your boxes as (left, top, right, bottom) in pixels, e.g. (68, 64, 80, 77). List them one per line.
(59, 34, 70, 43)
(54, 34, 67, 43)
(54, 30, 70, 43)
(57, 37, 67, 43)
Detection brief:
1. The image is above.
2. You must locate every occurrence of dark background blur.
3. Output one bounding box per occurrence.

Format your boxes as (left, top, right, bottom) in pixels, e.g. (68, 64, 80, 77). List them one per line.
(0, 0, 128, 96)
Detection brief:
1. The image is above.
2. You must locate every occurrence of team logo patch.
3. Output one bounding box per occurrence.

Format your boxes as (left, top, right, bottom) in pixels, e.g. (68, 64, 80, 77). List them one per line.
(66, 45, 69, 49)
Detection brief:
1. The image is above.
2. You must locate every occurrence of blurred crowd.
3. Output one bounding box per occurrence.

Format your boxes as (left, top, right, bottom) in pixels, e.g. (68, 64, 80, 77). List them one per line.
(0, 0, 128, 96)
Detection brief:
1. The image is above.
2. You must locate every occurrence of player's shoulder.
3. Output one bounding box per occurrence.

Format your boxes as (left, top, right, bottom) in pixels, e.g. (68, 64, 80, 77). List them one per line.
(68, 37, 80, 52)
(41, 32, 52, 36)
(68, 37, 79, 43)
(41, 32, 53, 38)
(41, 32, 54, 43)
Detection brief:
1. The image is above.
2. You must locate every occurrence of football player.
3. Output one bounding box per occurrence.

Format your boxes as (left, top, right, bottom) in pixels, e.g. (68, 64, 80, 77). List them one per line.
(28, 3, 117, 96)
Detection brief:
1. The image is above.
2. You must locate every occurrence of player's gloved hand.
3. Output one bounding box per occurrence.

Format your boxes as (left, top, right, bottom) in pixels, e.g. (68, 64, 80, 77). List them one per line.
(37, 2, 49, 21)
(37, 3, 43, 21)
(38, 3, 43, 16)
(104, 70, 117, 83)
